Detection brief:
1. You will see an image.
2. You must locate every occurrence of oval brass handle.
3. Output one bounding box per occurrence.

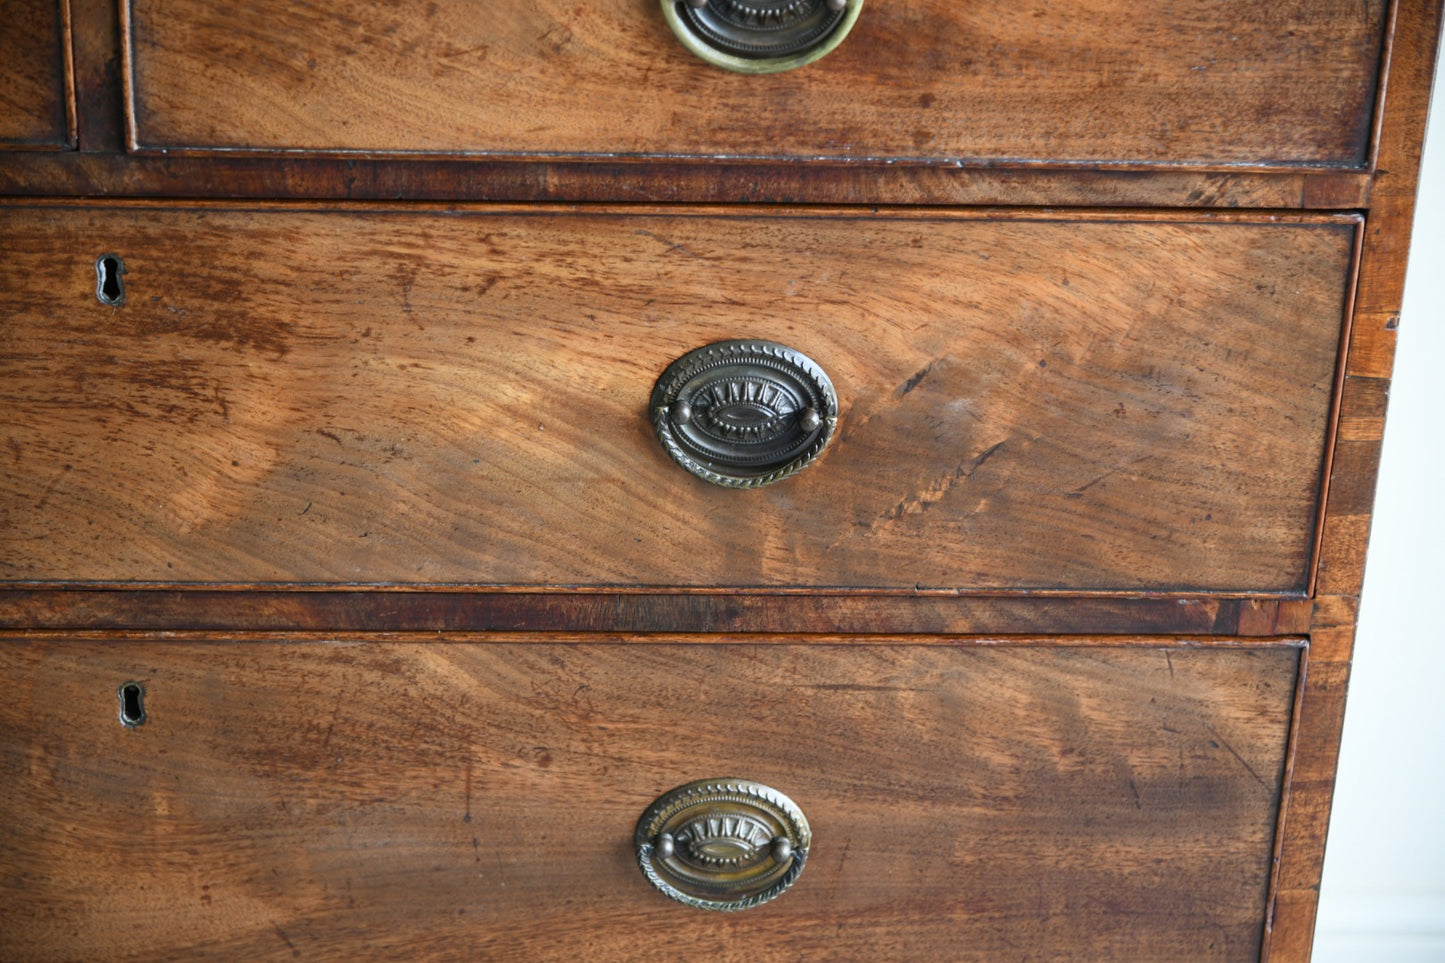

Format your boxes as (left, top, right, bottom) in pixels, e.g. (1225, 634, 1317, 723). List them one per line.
(636, 779, 811, 911)
(661, 0, 864, 74)
(650, 340, 838, 488)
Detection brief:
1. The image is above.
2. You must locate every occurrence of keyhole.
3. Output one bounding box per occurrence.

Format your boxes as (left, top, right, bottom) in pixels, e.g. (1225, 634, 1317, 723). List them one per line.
(96, 254, 125, 306)
(118, 681, 146, 726)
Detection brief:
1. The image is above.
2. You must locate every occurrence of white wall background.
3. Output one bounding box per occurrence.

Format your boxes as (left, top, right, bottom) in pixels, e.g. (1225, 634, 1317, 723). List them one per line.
(1313, 55, 1445, 961)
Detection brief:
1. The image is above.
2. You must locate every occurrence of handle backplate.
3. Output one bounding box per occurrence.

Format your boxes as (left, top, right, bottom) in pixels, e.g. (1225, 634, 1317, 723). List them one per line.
(662, 0, 864, 74)
(650, 339, 838, 488)
(635, 779, 811, 911)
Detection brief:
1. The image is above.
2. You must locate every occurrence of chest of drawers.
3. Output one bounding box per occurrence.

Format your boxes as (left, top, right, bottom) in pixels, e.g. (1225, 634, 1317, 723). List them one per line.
(1, 1, 1440, 959)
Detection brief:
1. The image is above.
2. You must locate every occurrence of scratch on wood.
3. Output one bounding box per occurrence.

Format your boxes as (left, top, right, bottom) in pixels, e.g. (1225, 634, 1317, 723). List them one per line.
(1208, 727, 1269, 791)
(464, 758, 473, 824)
(273, 924, 299, 956)
(1066, 454, 1154, 498)
(635, 229, 703, 260)
(878, 440, 1006, 523)
(1066, 470, 1112, 498)
(897, 360, 938, 397)
(33, 464, 72, 511)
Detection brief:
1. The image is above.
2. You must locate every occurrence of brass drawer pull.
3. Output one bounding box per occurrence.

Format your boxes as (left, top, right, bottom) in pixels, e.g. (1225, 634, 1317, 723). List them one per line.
(636, 779, 811, 911)
(662, 0, 863, 74)
(650, 339, 838, 488)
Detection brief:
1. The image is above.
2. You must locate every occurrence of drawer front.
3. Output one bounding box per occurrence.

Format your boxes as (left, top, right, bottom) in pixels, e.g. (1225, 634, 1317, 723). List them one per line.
(122, 0, 1385, 167)
(1, 0, 71, 149)
(0, 205, 1355, 593)
(0, 638, 1301, 960)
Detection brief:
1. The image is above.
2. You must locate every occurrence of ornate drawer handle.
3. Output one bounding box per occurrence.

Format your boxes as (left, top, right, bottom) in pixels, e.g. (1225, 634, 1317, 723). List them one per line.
(636, 779, 811, 911)
(650, 339, 838, 488)
(661, 0, 864, 74)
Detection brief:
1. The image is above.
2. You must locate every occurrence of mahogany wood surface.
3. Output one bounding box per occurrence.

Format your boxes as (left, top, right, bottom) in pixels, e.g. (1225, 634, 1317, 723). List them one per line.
(0, 205, 1355, 594)
(0, 151, 1378, 209)
(0, 0, 73, 149)
(69, 0, 125, 153)
(1263, 2, 1445, 957)
(0, 1, 1440, 958)
(0, 637, 1301, 961)
(0, 590, 1317, 637)
(122, 0, 1386, 168)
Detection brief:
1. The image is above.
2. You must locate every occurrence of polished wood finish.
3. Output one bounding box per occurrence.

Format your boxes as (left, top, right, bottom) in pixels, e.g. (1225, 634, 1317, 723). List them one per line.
(1263, 2, 1445, 957)
(0, 1, 1438, 958)
(0, 151, 1378, 209)
(121, 0, 1386, 167)
(0, 0, 74, 149)
(0, 638, 1301, 961)
(0, 591, 1317, 637)
(69, 0, 125, 152)
(0, 205, 1354, 593)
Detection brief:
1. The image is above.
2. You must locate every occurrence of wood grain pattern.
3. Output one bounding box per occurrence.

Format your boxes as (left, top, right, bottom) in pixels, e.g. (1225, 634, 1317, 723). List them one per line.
(0, 204, 1354, 593)
(0, 638, 1302, 961)
(0, 151, 1376, 209)
(1265, 3, 1445, 958)
(1264, 659, 1349, 961)
(0, 2, 1436, 959)
(0, 0, 73, 148)
(69, 0, 125, 152)
(0, 590, 1317, 637)
(122, 0, 1386, 167)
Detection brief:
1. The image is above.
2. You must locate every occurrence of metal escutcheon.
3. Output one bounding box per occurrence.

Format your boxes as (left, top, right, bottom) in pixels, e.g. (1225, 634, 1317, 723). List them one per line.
(662, 0, 864, 74)
(636, 779, 811, 911)
(651, 340, 838, 488)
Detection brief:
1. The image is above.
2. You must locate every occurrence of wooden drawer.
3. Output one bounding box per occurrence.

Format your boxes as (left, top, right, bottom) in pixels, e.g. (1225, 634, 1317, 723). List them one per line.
(0, 636, 1302, 960)
(121, 0, 1386, 167)
(0, 0, 73, 149)
(0, 203, 1356, 593)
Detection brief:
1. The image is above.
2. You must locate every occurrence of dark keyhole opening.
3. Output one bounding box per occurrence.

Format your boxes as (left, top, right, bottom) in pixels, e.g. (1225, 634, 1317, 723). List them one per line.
(96, 254, 125, 306)
(118, 681, 146, 726)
